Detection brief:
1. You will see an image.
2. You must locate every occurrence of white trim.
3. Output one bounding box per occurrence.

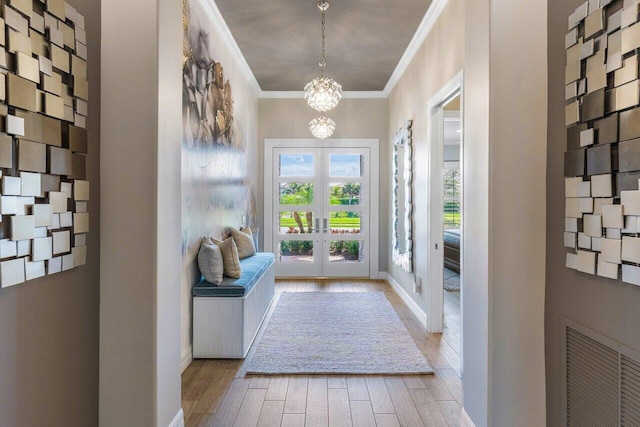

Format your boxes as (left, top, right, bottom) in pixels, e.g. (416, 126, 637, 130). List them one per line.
(169, 409, 184, 427)
(385, 273, 427, 326)
(427, 71, 463, 335)
(181, 345, 192, 373)
(383, 0, 449, 96)
(258, 91, 388, 99)
(198, 0, 261, 94)
(460, 408, 476, 427)
(376, 271, 388, 280)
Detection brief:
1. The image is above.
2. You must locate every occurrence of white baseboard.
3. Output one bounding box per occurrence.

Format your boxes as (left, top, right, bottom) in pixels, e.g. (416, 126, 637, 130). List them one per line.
(181, 345, 193, 373)
(376, 271, 388, 280)
(169, 408, 184, 427)
(460, 408, 475, 427)
(384, 272, 427, 326)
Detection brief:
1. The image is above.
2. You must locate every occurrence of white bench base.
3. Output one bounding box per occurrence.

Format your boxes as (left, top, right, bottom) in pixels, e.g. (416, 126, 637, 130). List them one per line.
(192, 262, 275, 358)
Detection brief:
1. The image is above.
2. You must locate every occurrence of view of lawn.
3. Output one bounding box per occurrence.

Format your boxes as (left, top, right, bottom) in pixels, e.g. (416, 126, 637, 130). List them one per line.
(279, 216, 361, 228)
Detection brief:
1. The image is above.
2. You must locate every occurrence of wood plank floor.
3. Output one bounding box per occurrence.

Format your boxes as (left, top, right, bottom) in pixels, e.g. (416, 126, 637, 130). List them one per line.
(182, 280, 463, 426)
(442, 289, 461, 376)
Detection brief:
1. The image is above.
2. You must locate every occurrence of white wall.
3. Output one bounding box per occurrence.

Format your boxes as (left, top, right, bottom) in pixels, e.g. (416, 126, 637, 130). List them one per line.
(101, 0, 183, 425)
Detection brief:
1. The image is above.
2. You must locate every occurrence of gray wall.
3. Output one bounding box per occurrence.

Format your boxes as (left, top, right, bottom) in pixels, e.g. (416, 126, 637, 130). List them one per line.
(463, 0, 548, 424)
(258, 98, 389, 271)
(388, 0, 465, 316)
(0, 0, 100, 425)
(546, 1, 640, 425)
(101, 0, 183, 425)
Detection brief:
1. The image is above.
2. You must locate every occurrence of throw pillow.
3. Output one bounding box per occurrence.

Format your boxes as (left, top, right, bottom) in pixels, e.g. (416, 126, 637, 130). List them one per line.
(241, 226, 260, 251)
(197, 238, 224, 285)
(211, 237, 242, 278)
(232, 228, 256, 259)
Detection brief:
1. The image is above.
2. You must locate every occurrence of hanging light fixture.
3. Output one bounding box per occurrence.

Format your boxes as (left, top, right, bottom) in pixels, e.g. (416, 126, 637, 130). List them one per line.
(304, 1, 342, 113)
(309, 115, 336, 139)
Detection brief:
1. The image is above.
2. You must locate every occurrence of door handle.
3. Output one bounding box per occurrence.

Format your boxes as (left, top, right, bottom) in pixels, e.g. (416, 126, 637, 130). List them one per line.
(323, 218, 328, 233)
(315, 218, 320, 233)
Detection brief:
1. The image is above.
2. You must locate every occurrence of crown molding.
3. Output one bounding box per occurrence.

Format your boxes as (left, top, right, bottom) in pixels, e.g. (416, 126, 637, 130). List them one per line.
(258, 91, 387, 99)
(200, 0, 262, 94)
(383, 0, 449, 96)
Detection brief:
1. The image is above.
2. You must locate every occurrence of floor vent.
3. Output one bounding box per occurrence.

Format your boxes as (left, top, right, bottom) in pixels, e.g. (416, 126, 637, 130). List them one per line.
(566, 326, 640, 426)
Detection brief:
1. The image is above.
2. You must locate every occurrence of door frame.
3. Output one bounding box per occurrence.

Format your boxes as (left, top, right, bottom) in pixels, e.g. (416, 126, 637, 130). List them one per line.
(427, 71, 464, 334)
(264, 139, 380, 279)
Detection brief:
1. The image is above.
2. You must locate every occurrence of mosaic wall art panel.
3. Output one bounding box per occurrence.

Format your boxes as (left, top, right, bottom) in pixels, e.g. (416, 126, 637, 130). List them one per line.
(0, 0, 89, 288)
(564, 0, 640, 284)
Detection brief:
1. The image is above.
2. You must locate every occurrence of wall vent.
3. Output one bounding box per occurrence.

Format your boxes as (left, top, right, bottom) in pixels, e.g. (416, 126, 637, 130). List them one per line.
(565, 325, 640, 426)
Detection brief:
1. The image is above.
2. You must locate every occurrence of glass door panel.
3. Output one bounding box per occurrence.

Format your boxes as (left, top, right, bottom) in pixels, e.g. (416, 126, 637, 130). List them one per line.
(274, 149, 322, 276)
(271, 147, 371, 277)
(322, 148, 370, 277)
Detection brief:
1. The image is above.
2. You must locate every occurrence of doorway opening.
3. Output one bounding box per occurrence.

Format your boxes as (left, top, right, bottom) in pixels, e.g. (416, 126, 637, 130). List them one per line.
(427, 72, 463, 378)
(442, 96, 462, 373)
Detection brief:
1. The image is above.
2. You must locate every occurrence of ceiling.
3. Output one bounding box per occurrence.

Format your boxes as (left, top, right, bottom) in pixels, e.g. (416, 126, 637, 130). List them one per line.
(214, 0, 432, 92)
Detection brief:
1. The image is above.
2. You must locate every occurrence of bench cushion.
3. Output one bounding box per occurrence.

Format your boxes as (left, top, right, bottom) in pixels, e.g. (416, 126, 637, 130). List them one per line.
(193, 252, 275, 297)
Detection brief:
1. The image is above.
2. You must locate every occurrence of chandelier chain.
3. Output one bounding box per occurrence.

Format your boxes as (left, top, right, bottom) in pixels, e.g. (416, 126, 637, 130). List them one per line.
(321, 5, 326, 75)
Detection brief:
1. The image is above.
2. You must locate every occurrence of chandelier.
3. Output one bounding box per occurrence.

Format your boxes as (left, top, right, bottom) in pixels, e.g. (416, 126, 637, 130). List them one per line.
(306, 1, 341, 139)
(309, 115, 336, 140)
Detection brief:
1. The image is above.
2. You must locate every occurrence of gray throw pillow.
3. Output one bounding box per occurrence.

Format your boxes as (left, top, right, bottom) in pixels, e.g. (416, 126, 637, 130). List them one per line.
(232, 228, 256, 259)
(197, 238, 224, 285)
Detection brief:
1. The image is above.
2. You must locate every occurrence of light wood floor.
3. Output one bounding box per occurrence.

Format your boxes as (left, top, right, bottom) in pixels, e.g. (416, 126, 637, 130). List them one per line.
(443, 289, 461, 373)
(182, 280, 463, 426)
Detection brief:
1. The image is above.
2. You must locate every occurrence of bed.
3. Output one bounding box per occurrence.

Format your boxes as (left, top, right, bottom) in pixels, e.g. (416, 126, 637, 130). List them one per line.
(444, 229, 460, 273)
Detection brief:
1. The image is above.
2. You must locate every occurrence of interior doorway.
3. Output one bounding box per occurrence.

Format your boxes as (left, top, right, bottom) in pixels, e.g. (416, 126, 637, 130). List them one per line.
(427, 72, 463, 377)
(442, 97, 462, 372)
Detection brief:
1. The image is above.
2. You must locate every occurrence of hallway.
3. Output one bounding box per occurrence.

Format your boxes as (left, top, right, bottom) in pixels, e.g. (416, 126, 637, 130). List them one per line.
(182, 280, 463, 426)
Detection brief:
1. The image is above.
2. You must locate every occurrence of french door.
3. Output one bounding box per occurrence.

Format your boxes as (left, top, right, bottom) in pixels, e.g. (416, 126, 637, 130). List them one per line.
(265, 141, 377, 278)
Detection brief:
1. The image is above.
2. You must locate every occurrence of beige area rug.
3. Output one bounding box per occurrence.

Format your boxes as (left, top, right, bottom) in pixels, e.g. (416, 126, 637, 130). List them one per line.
(246, 292, 434, 375)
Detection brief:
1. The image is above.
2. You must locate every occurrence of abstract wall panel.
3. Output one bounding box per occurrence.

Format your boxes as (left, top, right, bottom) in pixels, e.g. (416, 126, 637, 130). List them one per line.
(565, 0, 640, 285)
(0, 1, 89, 288)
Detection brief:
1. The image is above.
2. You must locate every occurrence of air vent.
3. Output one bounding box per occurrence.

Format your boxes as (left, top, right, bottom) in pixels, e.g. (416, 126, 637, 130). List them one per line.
(565, 326, 640, 426)
(621, 356, 640, 426)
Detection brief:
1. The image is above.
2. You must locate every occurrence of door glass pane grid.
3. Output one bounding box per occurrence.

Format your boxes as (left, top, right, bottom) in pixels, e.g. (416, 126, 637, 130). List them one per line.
(279, 210, 316, 235)
(327, 211, 364, 235)
(328, 240, 365, 263)
(328, 182, 364, 206)
(279, 182, 315, 206)
(279, 154, 315, 178)
(329, 154, 364, 178)
(278, 240, 315, 264)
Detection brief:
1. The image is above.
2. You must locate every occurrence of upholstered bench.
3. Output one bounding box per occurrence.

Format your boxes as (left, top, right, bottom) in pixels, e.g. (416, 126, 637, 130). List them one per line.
(192, 252, 275, 358)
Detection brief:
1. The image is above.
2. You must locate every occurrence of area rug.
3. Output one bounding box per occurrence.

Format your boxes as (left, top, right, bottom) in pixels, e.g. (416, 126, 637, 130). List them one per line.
(246, 292, 433, 375)
(444, 267, 460, 292)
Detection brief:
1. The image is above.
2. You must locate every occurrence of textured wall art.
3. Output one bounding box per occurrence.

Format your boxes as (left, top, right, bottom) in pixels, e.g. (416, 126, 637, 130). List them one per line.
(181, 0, 256, 255)
(0, 0, 89, 288)
(564, 0, 640, 285)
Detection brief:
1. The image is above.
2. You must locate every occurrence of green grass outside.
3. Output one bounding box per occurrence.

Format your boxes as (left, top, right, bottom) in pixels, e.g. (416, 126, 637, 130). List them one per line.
(280, 217, 361, 228)
(444, 212, 461, 226)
